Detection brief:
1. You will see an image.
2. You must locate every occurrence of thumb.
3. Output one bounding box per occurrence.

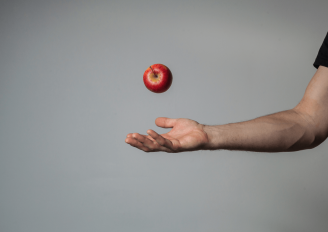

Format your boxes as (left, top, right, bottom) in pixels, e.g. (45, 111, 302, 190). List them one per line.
(155, 117, 177, 128)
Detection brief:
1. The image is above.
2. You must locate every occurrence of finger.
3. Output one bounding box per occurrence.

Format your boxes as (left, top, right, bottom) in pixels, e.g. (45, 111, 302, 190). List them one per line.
(125, 137, 151, 152)
(155, 117, 177, 128)
(132, 133, 160, 150)
(126, 133, 133, 138)
(133, 133, 173, 153)
(147, 129, 174, 150)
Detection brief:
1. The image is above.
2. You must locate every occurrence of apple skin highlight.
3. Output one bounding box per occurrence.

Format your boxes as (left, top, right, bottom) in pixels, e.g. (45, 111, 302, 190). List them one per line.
(143, 64, 173, 93)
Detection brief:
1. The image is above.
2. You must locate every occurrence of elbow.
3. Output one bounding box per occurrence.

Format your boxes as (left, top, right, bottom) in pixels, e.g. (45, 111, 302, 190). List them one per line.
(305, 113, 328, 149)
(300, 118, 328, 150)
(308, 129, 328, 149)
(289, 109, 328, 151)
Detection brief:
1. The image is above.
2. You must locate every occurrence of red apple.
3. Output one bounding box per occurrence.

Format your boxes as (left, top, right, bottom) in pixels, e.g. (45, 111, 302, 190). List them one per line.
(143, 64, 173, 93)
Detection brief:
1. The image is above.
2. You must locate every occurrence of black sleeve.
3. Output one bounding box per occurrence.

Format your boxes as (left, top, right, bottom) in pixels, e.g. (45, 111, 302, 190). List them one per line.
(313, 32, 328, 69)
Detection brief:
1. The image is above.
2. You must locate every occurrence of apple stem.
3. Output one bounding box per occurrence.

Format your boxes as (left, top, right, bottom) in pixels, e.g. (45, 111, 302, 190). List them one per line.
(149, 66, 157, 77)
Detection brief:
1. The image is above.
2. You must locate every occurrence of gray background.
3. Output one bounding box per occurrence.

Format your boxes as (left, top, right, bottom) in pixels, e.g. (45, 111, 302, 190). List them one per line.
(1, 0, 328, 231)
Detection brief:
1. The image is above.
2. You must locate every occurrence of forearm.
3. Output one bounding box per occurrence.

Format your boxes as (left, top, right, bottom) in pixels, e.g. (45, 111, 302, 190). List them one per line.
(203, 109, 317, 152)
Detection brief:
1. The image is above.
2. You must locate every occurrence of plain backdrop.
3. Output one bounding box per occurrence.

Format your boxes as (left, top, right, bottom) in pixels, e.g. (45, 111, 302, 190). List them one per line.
(1, 0, 328, 231)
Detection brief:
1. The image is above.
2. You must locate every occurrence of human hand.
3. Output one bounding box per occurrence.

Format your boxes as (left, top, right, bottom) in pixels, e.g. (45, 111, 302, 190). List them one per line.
(125, 117, 209, 153)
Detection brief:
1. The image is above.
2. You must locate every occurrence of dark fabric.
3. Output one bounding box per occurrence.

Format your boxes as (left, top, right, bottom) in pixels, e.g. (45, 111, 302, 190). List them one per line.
(313, 32, 328, 69)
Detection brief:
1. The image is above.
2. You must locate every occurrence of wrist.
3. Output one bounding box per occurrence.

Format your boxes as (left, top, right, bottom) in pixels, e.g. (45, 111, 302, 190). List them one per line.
(202, 124, 222, 150)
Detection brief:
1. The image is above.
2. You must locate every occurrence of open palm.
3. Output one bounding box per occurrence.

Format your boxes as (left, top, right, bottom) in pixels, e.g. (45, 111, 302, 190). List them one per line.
(125, 117, 209, 152)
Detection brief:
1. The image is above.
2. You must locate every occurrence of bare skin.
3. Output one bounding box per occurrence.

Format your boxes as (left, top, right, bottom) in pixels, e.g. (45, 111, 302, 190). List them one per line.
(126, 118, 209, 153)
(125, 66, 328, 153)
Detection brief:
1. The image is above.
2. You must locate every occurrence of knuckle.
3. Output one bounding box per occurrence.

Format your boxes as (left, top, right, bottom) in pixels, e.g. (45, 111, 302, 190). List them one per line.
(149, 143, 158, 150)
(171, 145, 179, 152)
(144, 142, 155, 150)
(151, 133, 159, 139)
(157, 139, 165, 146)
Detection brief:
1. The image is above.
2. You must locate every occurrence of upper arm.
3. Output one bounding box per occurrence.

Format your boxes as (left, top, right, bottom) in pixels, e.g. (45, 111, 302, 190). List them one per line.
(293, 66, 328, 146)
